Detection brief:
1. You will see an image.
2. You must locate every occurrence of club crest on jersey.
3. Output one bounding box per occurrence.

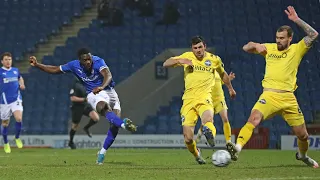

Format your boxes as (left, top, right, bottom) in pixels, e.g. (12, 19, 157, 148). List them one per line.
(13, 71, 17, 74)
(259, 99, 266, 104)
(204, 60, 211, 66)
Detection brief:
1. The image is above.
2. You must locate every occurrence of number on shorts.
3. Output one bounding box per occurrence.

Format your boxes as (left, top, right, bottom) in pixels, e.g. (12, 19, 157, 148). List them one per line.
(17, 101, 20, 106)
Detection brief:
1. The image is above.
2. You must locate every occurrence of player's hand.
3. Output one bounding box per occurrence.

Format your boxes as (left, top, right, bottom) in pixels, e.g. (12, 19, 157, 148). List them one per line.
(256, 44, 267, 56)
(285, 6, 299, 22)
(229, 88, 236, 100)
(19, 84, 26, 90)
(92, 87, 103, 95)
(228, 72, 235, 81)
(177, 59, 193, 66)
(29, 56, 38, 66)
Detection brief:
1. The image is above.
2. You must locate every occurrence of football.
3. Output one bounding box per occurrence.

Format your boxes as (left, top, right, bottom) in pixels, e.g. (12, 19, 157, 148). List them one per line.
(212, 150, 232, 167)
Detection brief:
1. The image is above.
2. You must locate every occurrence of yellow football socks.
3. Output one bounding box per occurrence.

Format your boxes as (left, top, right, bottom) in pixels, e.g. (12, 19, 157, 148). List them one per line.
(223, 122, 232, 142)
(237, 122, 255, 147)
(297, 139, 309, 158)
(185, 140, 199, 157)
(204, 122, 216, 137)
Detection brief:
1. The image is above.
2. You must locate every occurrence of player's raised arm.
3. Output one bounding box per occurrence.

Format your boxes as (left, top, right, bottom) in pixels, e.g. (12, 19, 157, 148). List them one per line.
(163, 57, 193, 67)
(242, 42, 267, 56)
(285, 6, 319, 47)
(29, 56, 62, 74)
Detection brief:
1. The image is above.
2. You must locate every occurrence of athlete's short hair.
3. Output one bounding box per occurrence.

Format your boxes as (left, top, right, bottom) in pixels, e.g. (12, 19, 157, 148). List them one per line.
(77, 48, 90, 58)
(191, 36, 205, 45)
(1, 52, 12, 60)
(277, 25, 293, 37)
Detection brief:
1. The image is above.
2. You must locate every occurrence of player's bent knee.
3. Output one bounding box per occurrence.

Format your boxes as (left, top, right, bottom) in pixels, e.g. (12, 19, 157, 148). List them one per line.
(72, 123, 79, 130)
(184, 136, 193, 144)
(90, 111, 100, 121)
(292, 124, 308, 141)
(96, 101, 108, 115)
(248, 110, 263, 127)
(200, 111, 213, 124)
(1, 120, 9, 126)
(297, 133, 309, 141)
(183, 127, 194, 143)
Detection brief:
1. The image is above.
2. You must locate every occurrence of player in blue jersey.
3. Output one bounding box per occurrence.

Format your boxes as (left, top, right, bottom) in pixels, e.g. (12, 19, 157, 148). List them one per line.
(29, 48, 137, 164)
(0, 52, 25, 153)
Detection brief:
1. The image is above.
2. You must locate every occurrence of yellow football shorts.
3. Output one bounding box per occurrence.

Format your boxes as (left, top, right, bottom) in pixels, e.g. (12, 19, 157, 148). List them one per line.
(252, 91, 304, 127)
(212, 97, 228, 115)
(180, 98, 213, 127)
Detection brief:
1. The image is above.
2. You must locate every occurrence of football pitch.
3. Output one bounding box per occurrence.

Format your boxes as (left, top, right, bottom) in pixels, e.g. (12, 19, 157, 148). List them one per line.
(0, 148, 319, 180)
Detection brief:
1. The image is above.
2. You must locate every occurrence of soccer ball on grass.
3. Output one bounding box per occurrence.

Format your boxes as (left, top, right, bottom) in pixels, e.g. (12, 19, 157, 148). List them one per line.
(211, 150, 231, 167)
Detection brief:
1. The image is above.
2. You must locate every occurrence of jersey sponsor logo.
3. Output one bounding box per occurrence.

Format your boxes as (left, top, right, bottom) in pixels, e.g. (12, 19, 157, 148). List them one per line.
(3, 77, 18, 83)
(267, 52, 287, 59)
(204, 60, 212, 66)
(258, 99, 266, 104)
(80, 75, 99, 82)
(192, 65, 214, 73)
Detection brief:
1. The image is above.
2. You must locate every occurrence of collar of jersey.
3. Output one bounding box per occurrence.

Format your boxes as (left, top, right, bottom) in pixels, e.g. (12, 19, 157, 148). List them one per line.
(1, 67, 12, 71)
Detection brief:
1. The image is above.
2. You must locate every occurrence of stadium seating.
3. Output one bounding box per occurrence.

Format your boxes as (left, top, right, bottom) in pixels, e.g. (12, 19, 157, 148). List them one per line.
(4, 0, 92, 134)
(0, 0, 92, 61)
(5, 0, 319, 141)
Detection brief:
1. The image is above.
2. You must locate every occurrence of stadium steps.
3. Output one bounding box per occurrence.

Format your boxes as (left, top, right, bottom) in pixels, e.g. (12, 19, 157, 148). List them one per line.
(16, 1, 99, 73)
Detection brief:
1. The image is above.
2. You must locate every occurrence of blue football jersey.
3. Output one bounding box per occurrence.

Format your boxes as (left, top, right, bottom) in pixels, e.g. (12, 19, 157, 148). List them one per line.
(0, 67, 22, 104)
(60, 55, 115, 93)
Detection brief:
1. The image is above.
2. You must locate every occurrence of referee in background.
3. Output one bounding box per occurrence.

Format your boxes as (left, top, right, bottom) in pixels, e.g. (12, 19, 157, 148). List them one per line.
(68, 77, 100, 149)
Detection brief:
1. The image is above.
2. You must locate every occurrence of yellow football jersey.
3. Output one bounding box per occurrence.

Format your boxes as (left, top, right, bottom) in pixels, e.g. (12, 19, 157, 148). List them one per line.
(211, 71, 225, 100)
(173, 52, 224, 100)
(262, 39, 310, 92)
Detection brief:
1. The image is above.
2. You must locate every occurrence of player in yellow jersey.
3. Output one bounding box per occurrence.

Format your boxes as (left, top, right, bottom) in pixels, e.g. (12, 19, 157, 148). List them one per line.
(195, 71, 235, 144)
(226, 6, 319, 168)
(163, 36, 236, 164)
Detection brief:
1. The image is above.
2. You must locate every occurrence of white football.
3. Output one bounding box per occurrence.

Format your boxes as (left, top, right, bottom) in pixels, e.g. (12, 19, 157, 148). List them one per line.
(212, 150, 231, 167)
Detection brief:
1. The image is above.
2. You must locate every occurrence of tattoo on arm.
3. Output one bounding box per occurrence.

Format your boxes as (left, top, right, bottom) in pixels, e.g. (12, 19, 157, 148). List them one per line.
(295, 19, 319, 47)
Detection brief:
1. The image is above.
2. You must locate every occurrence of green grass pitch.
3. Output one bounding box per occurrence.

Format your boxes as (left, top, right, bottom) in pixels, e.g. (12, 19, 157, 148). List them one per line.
(0, 148, 319, 180)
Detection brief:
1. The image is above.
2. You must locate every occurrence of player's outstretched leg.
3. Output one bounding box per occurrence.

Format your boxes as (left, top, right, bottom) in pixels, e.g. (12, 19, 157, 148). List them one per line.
(1, 121, 10, 153)
(96, 125, 119, 165)
(292, 124, 319, 168)
(95, 102, 137, 165)
(13, 111, 23, 148)
(226, 110, 261, 161)
(201, 110, 216, 147)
